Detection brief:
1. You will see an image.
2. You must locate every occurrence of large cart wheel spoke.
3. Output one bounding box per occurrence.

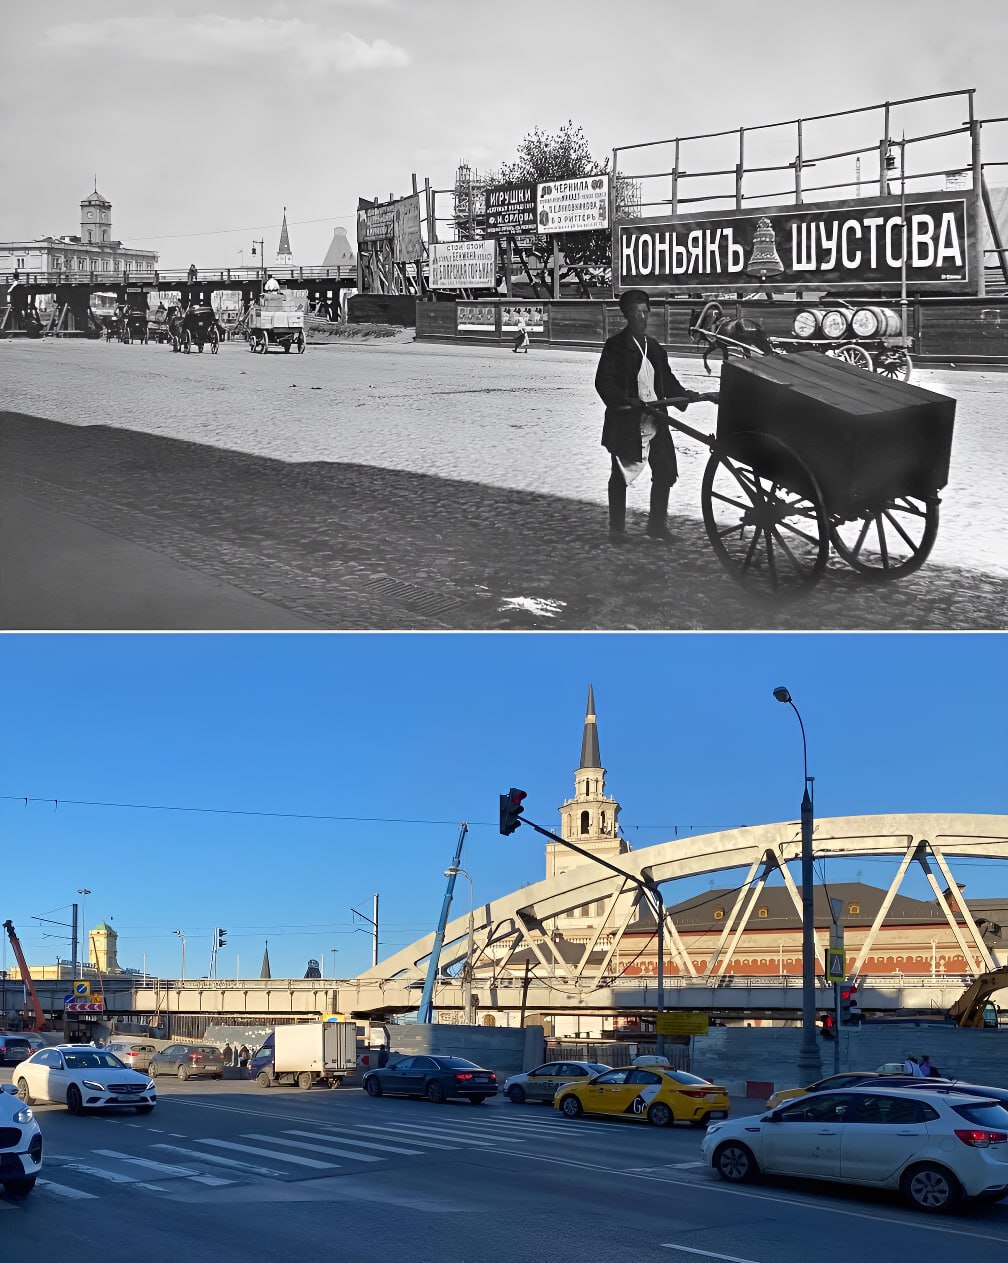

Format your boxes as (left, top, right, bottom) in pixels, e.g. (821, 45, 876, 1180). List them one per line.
(874, 348, 913, 382)
(701, 433, 829, 597)
(829, 495, 939, 580)
(826, 343, 872, 370)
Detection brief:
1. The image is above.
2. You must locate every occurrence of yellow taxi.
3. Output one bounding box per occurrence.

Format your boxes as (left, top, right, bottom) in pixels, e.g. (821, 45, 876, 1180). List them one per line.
(764, 1071, 882, 1110)
(553, 1058, 729, 1128)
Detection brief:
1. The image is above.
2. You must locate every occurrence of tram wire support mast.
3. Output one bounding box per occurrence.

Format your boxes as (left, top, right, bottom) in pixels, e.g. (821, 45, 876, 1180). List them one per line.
(499, 789, 668, 1057)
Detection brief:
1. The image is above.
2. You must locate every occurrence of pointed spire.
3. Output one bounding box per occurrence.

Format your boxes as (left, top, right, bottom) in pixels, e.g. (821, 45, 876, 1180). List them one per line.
(579, 683, 601, 769)
(260, 940, 272, 980)
(277, 207, 291, 259)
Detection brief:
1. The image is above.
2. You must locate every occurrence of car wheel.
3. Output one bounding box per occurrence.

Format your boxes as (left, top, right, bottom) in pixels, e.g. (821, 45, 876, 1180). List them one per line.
(647, 1101, 673, 1127)
(16, 1078, 32, 1105)
(330, 1076, 343, 1089)
(66, 1085, 84, 1116)
(560, 1095, 583, 1119)
(507, 1085, 526, 1105)
(178, 1065, 189, 1081)
(713, 1141, 759, 1183)
(425, 1080, 447, 1104)
(2, 1176, 36, 1196)
(257, 1071, 273, 1089)
(901, 1163, 963, 1213)
(364, 1076, 382, 1098)
(136, 1104, 155, 1114)
(298, 1072, 314, 1091)
(148, 1063, 158, 1078)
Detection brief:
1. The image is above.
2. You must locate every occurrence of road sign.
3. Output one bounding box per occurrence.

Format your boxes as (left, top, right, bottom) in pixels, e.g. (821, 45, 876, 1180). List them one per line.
(656, 1011, 709, 1036)
(826, 949, 847, 982)
(64, 999, 104, 1012)
(73, 981, 91, 997)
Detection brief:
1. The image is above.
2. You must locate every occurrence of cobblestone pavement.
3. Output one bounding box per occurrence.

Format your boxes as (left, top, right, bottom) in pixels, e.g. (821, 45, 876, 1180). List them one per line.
(0, 337, 1005, 631)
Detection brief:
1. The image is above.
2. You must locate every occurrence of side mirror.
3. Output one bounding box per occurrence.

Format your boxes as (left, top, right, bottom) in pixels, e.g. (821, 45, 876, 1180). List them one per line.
(761, 1112, 780, 1122)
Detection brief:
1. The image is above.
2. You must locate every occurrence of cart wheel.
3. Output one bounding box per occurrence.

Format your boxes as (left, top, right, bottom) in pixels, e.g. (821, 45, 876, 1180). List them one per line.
(829, 495, 939, 580)
(874, 348, 913, 382)
(826, 343, 872, 370)
(248, 333, 256, 353)
(182, 329, 192, 354)
(701, 431, 830, 597)
(296, 331, 306, 354)
(261, 330, 269, 354)
(210, 328, 219, 354)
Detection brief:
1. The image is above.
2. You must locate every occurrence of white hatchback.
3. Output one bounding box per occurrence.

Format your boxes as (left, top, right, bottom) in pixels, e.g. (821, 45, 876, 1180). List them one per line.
(701, 1086, 1008, 1213)
(0, 1082, 42, 1196)
(13, 1045, 157, 1116)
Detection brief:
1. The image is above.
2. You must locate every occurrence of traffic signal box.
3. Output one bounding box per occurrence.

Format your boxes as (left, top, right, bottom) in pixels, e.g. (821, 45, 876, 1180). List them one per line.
(840, 984, 857, 1023)
(499, 787, 527, 835)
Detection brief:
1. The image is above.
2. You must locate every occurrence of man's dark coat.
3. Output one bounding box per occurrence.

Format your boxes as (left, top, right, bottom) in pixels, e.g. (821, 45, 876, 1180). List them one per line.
(595, 327, 695, 480)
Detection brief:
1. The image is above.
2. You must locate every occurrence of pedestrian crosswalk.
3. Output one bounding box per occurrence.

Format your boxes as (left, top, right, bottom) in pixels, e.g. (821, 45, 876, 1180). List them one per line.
(5, 1106, 597, 1206)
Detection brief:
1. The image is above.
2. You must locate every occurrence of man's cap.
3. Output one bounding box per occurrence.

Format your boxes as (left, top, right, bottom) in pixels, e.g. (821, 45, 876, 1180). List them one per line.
(619, 288, 650, 314)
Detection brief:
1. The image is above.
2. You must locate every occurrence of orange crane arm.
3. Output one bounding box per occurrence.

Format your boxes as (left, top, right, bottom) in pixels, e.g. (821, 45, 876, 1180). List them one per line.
(2, 919, 47, 1033)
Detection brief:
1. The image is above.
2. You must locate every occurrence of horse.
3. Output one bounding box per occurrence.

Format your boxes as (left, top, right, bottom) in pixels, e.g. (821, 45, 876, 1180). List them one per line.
(688, 300, 775, 374)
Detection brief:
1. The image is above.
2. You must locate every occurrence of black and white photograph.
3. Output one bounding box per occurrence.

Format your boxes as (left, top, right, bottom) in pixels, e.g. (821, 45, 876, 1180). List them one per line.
(1, 1, 1007, 1261)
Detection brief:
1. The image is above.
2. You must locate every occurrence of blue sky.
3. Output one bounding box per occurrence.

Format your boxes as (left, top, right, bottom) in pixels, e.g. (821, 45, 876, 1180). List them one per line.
(1, 0, 1004, 268)
(1, 632, 1005, 982)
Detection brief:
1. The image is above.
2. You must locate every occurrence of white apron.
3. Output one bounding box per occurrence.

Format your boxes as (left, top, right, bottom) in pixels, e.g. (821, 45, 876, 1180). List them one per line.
(615, 336, 658, 486)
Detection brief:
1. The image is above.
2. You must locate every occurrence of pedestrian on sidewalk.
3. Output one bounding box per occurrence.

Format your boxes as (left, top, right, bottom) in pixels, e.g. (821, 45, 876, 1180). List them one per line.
(239, 1044, 250, 1071)
(512, 311, 529, 353)
(223, 1041, 233, 1067)
(594, 289, 718, 545)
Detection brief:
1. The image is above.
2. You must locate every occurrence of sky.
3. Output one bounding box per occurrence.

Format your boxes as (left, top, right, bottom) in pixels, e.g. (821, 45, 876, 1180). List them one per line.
(1, 0, 1005, 269)
(1, 632, 1005, 983)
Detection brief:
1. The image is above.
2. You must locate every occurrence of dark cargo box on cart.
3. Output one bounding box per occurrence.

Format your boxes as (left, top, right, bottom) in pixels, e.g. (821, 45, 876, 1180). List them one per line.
(716, 352, 955, 519)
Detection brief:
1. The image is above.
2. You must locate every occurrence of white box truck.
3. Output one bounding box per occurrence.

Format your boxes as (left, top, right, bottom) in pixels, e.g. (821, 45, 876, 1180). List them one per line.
(251, 1021, 358, 1090)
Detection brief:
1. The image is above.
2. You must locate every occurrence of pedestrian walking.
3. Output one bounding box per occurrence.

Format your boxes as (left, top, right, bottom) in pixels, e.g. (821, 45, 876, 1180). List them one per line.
(594, 288, 718, 545)
(223, 1042, 233, 1067)
(919, 1054, 940, 1077)
(231, 1043, 241, 1067)
(903, 1054, 923, 1076)
(512, 311, 529, 353)
(239, 1044, 250, 1070)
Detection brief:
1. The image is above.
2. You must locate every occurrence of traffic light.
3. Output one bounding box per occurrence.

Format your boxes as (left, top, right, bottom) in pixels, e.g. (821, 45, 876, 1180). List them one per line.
(216, 928, 227, 949)
(840, 984, 856, 1023)
(821, 1012, 835, 1040)
(499, 787, 527, 835)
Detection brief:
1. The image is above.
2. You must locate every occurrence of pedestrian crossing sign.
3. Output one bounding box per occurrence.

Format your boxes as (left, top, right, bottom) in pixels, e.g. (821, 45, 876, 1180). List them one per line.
(826, 949, 846, 982)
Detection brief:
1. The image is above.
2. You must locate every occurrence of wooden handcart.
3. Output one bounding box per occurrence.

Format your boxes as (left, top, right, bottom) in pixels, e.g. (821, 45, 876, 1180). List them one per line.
(247, 293, 306, 355)
(659, 351, 955, 597)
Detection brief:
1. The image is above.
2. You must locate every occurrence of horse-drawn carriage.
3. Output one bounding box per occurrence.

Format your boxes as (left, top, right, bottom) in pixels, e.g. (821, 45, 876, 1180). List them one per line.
(120, 308, 149, 345)
(247, 292, 305, 354)
(656, 351, 955, 598)
(166, 304, 222, 354)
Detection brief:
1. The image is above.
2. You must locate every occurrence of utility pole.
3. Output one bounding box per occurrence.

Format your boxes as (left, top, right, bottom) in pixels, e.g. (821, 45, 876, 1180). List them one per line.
(351, 895, 380, 969)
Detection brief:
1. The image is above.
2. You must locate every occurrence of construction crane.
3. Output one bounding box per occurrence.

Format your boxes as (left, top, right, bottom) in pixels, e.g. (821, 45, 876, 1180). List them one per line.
(947, 965, 1008, 1027)
(416, 823, 468, 1025)
(2, 920, 48, 1032)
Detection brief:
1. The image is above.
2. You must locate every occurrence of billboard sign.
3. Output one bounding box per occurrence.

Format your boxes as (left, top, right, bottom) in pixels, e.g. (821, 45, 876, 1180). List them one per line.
(431, 239, 497, 290)
(393, 193, 423, 263)
(536, 175, 610, 234)
(357, 199, 395, 244)
(486, 183, 537, 235)
(655, 1011, 709, 1036)
(457, 303, 495, 331)
(617, 193, 973, 292)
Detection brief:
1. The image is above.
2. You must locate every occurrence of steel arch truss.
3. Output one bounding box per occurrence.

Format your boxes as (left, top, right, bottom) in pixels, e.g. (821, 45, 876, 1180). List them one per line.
(356, 814, 1008, 996)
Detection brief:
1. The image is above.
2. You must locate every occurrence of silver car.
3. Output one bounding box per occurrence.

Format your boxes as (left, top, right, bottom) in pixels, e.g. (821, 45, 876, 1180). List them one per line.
(502, 1060, 612, 1105)
(105, 1042, 157, 1073)
(148, 1044, 225, 1081)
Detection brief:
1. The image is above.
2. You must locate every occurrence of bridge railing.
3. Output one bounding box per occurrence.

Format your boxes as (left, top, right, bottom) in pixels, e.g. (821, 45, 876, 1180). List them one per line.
(2, 265, 358, 288)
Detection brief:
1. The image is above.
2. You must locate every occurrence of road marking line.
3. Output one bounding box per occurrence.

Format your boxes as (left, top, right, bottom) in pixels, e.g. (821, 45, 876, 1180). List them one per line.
(660, 1247, 760, 1262)
(356, 1122, 495, 1146)
(151, 1142, 282, 1178)
(44, 1160, 158, 1188)
(35, 1179, 99, 1200)
(348, 1125, 456, 1149)
(244, 1133, 381, 1162)
(91, 1149, 199, 1177)
(284, 1129, 423, 1156)
(195, 1138, 339, 1169)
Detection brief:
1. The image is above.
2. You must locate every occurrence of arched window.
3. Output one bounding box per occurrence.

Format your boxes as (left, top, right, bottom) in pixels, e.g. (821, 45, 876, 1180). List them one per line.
(580, 810, 590, 835)
(757, 907, 768, 918)
(600, 811, 607, 833)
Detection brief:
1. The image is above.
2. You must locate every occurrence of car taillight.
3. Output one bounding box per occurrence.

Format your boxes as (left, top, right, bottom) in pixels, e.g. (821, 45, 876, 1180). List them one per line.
(680, 1088, 713, 1098)
(955, 1128, 1008, 1148)
(455, 1073, 473, 1081)
(190, 1053, 203, 1063)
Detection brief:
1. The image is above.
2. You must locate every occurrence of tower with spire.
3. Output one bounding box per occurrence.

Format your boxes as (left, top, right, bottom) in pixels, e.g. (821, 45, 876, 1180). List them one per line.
(277, 207, 292, 265)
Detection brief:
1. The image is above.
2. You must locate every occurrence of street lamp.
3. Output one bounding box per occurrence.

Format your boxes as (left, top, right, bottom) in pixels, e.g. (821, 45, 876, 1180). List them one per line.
(330, 948, 339, 979)
(77, 889, 91, 978)
(445, 866, 476, 1025)
(251, 239, 265, 282)
(174, 929, 186, 982)
(773, 686, 822, 1081)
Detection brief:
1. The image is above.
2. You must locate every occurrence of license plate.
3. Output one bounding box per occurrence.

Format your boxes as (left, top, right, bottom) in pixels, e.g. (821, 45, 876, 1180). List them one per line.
(708, 1110, 727, 1119)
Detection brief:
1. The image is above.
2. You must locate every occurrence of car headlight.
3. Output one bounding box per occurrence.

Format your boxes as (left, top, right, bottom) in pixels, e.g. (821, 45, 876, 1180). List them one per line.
(146, 1081, 156, 1091)
(705, 1121, 724, 1136)
(82, 1080, 106, 1091)
(13, 1106, 33, 1124)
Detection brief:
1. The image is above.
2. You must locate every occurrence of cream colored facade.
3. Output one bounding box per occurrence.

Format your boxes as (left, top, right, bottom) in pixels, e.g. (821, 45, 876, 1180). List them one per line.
(1, 188, 158, 280)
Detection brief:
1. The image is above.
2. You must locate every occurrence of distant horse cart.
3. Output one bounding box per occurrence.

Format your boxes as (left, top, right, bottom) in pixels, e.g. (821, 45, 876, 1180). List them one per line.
(247, 293, 306, 354)
(166, 304, 222, 354)
(689, 299, 913, 382)
(121, 308, 149, 344)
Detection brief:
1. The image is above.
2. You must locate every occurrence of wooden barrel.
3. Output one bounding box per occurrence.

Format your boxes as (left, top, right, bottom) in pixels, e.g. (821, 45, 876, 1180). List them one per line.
(792, 308, 820, 339)
(819, 308, 850, 340)
(850, 306, 902, 338)
(878, 306, 902, 336)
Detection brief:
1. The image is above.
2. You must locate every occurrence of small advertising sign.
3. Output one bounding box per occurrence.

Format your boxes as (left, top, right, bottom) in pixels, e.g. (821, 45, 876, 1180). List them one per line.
(655, 1011, 709, 1036)
(486, 183, 537, 235)
(457, 304, 495, 331)
(431, 239, 497, 290)
(536, 175, 610, 234)
(501, 303, 545, 333)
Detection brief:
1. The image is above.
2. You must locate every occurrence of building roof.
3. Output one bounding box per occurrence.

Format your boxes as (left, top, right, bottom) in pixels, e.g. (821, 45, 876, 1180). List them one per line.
(278, 208, 291, 258)
(82, 189, 110, 207)
(321, 227, 355, 267)
(579, 683, 601, 770)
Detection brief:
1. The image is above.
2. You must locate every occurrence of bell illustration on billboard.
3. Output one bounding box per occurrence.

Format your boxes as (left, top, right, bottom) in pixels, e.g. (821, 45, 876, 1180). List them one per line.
(746, 217, 785, 278)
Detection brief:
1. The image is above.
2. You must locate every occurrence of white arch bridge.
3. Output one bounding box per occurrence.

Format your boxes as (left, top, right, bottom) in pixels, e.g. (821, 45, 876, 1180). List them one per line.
(342, 813, 1008, 1020)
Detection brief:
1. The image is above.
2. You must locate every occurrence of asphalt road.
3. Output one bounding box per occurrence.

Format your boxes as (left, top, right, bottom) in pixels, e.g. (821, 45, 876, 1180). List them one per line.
(3, 1077, 1007, 1263)
(1, 337, 1006, 630)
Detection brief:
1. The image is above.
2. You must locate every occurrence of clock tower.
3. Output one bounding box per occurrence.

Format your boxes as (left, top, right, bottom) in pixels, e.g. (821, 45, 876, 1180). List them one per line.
(80, 187, 112, 244)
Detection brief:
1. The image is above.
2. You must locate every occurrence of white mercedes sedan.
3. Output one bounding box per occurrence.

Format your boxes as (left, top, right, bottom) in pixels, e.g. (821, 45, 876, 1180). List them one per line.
(12, 1045, 157, 1115)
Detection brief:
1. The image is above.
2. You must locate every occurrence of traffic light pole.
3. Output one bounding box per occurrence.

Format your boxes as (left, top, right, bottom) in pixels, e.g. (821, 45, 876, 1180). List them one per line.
(513, 816, 667, 1058)
(833, 982, 841, 1075)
